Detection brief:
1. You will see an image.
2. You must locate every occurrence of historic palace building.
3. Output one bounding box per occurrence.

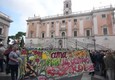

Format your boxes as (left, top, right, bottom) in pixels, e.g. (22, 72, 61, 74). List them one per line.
(0, 11, 12, 47)
(25, 0, 115, 50)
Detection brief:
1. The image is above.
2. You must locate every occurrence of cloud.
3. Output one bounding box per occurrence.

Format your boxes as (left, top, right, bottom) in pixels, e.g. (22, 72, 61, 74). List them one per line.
(0, 0, 114, 36)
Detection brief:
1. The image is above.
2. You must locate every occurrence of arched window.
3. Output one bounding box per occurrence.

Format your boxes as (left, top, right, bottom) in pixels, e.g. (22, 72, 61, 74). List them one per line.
(74, 31, 77, 37)
(62, 32, 65, 37)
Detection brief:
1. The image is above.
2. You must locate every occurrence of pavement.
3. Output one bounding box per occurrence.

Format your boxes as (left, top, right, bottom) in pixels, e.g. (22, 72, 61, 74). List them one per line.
(0, 72, 106, 80)
(0, 72, 11, 80)
(59, 72, 105, 80)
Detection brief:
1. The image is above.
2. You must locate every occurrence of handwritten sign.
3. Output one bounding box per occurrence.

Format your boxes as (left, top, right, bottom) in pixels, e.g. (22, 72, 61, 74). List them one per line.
(19, 50, 94, 80)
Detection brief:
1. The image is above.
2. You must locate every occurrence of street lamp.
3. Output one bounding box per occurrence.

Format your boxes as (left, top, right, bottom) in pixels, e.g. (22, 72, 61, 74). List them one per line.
(76, 39, 77, 49)
(92, 38, 96, 51)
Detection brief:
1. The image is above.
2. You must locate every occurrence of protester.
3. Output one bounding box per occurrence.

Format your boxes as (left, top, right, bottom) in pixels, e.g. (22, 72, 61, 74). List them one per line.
(0, 44, 5, 72)
(89, 50, 96, 76)
(99, 51, 106, 77)
(103, 50, 115, 80)
(112, 51, 115, 80)
(16, 47, 21, 57)
(8, 46, 20, 80)
(4, 45, 13, 74)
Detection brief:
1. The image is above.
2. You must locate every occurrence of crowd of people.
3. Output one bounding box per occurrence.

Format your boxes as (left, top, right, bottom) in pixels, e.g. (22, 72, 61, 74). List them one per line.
(0, 43, 115, 80)
(0, 44, 21, 80)
(89, 50, 115, 80)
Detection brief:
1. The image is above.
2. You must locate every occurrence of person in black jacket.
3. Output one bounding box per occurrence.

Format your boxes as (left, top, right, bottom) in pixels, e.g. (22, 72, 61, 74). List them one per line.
(89, 50, 96, 76)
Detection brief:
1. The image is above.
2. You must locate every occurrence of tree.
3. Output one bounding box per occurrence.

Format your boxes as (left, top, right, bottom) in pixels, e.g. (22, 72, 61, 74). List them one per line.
(8, 31, 26, 45)
(9, 35, 16, 40)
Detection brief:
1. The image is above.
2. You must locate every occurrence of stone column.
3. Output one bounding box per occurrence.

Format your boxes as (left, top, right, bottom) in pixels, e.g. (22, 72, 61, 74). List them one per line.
(36, 22, 40, 38)
(46, 23, 50, 37)
(68, 20, 72, 37)
(56, 22, 59, 36)
(93, 15, 98, 35)
(79, 19, 84, 36)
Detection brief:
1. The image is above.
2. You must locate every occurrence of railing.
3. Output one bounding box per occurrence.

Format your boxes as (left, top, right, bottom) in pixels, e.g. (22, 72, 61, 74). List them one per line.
(28, 5, 115, 20)
(93, 5, 114, 10)
(67, 38, 108, 50)
(42, 39, 55, 48)
(28, 16, 40, 20)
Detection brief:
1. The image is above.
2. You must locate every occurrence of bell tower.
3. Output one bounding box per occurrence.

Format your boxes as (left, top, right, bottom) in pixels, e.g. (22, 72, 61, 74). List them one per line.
(63, 0, 72, 15)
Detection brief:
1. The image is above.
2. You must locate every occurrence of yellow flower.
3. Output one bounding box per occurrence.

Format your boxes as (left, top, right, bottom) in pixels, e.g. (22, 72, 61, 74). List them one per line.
(42, 53, 48, 60)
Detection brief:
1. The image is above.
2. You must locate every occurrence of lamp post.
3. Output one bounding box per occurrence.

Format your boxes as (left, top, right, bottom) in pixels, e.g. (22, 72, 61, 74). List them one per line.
(76, 40, 77, 49)
(92, 38, 96, 51)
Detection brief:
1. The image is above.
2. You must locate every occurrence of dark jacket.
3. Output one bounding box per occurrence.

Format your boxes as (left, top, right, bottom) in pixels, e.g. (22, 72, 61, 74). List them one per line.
(104, 55, 115, 70)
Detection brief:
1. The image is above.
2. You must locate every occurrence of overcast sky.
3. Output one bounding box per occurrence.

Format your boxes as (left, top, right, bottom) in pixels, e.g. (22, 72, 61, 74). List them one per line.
(0, 0, 115, 36)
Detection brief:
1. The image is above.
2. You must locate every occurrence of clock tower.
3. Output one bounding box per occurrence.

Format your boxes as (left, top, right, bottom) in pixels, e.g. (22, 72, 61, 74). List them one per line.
(63, 0, 72, 15)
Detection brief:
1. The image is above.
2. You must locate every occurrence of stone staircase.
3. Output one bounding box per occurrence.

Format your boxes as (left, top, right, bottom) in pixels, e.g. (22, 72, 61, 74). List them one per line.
(37, 38, 107, 50)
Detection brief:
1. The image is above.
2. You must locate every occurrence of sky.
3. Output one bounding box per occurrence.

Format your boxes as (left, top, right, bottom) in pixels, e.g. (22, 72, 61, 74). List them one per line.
(0, 0, 115, 36)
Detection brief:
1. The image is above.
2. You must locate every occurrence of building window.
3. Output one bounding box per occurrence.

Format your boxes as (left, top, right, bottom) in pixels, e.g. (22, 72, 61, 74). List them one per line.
(66, 4, 68, 8)
(51, 22, 54, 27)
(66, 12, 68, 14)
(86, 29, 91, 36)
(42, 33, 45, 38)
(43, 23, 45, 26)
(103, 27, 108, 35)
(102, 14, 106, 18)
(62, 32, 65, 37)
(0, 28, 2, 35)
(74, 19, 77, 25)
(32, 23, 34, 26)
(58, 39, 62, 48)
(51, 32, 54, 38)
(62, 20, 65, 24)
(74, 31, 77, 37)
(74, 19, 77, 22)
